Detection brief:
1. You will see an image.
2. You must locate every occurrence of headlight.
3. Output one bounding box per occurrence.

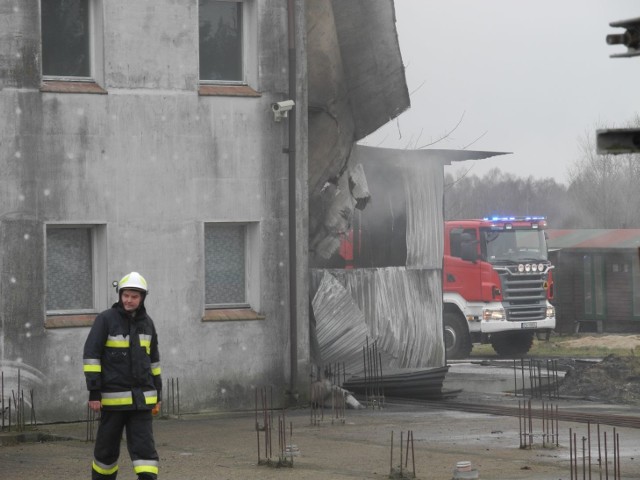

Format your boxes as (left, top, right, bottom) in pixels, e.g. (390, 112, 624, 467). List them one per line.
(546, 305, 555, 318)
(538, 263, 545, 272)
(532, 264, 538, 272)
(525, 264, 531, 272)
(483, 308, 506, 321)
(518, 264, 524, 272)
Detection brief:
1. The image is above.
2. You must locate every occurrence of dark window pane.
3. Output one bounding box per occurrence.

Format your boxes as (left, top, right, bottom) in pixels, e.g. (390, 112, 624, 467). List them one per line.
(41, 0, 91, 77)
(584, 255, 592, 315)
(199, 1, 243, 81)
(205, 224, 246, 305)
(47, 228, 93, 310)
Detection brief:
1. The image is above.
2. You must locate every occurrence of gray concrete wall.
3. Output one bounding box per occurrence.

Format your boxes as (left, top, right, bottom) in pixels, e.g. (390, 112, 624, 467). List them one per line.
(0, 0, 309, 422)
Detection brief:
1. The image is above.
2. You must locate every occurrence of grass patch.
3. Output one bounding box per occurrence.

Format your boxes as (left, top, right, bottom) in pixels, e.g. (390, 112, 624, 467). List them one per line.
(470, 334, 640, 358)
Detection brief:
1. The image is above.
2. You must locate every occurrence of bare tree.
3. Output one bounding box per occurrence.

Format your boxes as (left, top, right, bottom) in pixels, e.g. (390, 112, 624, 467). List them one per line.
(444, 168, 571, 226)
(568, 118, 640, 228)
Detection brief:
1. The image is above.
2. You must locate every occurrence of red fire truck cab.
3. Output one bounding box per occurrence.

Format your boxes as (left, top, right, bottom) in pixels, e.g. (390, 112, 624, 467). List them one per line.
(443, 216, 556, 358)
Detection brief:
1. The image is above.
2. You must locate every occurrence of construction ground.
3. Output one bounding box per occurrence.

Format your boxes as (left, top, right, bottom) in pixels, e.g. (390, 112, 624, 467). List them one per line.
(2, 349, 640, 480)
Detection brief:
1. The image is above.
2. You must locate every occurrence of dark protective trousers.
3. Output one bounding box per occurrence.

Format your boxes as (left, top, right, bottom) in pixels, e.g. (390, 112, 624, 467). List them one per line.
(92, 409, 159, 480)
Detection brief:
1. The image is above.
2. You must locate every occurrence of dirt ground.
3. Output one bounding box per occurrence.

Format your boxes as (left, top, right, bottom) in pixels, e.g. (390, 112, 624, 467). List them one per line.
(3, 394, 640, 479)
(3, 335, 640, 479)
(556, 334, 640, 350)
(553, 334, 640, 406)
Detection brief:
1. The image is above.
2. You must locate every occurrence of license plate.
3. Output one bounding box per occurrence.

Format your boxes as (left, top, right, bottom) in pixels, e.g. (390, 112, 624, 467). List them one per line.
(521, 322, 537, 329)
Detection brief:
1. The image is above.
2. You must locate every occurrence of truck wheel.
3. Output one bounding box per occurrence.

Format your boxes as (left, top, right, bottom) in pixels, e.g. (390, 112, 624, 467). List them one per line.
(444, 312, 472, 359)
(490, 331, 535, 357)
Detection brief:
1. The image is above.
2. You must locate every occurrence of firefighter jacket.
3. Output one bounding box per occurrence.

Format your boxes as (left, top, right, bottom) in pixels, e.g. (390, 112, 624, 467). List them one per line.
(83, 302, 162, 410)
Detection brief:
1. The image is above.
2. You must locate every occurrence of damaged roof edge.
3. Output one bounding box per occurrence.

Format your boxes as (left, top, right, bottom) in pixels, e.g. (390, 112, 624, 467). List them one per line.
(331, 0, 411, 140)
(353, 144, 512, 165)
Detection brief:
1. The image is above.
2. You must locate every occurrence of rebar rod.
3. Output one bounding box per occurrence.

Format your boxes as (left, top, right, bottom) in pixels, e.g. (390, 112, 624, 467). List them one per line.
(30, 389, 36, 426)
(411, 430, 416, 478)
(177, 378, 180, 417)
(17, 370, 21, 431)
(255, 388, 260, 464)
(1, 371, 4, 431)
(537, 361, 543, 399)
(570, 428, 574, 480)
(362, 345, 368, 407)
(378, 351, 385, 407)
(604, 431, 608, 480)
(528, 399, 533, 448)
(547, 360, 552, 400)
(389, 431, 394, 476)
(612, 428, 616, 480)
(588, 422, 592, 480)
(573, 432, 578, 480)
(597, 423, 602, 477)
(616, 432, 620, 480)
(405, 430, 410, 468)
(542, 402, 547, 447)
(400, 431, 403, 477)
(518, 401, 523, 448)
(556, 404, 559, 446)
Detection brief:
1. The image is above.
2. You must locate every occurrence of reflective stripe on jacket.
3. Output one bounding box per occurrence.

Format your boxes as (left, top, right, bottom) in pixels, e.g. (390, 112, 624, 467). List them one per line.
(83, 302, 162, 410)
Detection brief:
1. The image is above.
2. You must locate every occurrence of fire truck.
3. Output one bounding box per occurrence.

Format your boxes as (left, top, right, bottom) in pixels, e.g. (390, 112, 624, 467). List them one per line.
(444, 216, 556, 358)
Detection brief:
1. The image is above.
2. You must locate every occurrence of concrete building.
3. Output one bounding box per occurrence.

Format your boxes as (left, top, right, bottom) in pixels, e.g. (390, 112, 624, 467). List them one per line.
(1, 0, 309, 422)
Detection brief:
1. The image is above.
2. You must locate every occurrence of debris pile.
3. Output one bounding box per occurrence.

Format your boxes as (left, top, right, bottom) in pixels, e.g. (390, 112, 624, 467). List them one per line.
(559, 354, 640, 405)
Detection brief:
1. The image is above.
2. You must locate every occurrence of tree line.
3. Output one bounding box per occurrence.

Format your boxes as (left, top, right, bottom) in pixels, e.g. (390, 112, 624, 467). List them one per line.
(444, 125, 640, 228)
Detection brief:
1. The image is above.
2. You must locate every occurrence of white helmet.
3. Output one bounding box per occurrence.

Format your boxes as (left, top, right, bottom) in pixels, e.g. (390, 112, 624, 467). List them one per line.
(116, 272, 148, 294)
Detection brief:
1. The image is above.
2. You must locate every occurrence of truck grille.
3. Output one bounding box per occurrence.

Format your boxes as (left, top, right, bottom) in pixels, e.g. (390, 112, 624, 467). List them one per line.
(499, 272, 547, 322)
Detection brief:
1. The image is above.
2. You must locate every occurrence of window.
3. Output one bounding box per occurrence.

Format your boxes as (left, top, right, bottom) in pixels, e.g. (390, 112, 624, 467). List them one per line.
(204, 222, 260, 312)
(583, 254, 605, 320)
(46, 224, 107, 314)
(199, 0, 255, 85)
(449, 228, 476, 259)
(41, 0, 104, 83)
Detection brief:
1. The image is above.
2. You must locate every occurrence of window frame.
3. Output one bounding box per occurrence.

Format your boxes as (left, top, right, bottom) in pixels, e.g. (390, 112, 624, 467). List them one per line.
(45, 223, 108, 316)
(198, 0, 256, 87)
(203, 221, 260, 313)
(583, 253, 606, 321)
(40, 0, 105, 86)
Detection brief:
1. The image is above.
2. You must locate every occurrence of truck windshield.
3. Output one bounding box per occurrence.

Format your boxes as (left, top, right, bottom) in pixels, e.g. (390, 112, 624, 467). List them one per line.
(481, 228, 548, 262)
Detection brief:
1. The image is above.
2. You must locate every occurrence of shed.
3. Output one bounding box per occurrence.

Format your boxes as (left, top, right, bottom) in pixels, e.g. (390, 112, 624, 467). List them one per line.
(547, 229, 640, 334)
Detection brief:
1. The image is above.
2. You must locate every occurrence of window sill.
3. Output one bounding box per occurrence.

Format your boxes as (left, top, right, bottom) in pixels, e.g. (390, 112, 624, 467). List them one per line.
(40, 81, 107, 95)
(202, 308, 265, 322)
(45, 314, 97, 329)
(198, 84, 261, 97)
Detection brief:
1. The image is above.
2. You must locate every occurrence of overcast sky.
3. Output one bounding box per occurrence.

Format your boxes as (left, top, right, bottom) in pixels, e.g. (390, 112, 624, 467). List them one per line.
(361, 0, 640, 184)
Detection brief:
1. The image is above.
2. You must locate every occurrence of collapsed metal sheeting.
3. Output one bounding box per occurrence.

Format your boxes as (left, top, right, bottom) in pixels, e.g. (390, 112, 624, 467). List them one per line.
(306, 0, 409, 196)
(309, 147, 511, 377)
(330, 0, 410, 140)
(310, 267, 444, 373)
(310, 271, 373, 375)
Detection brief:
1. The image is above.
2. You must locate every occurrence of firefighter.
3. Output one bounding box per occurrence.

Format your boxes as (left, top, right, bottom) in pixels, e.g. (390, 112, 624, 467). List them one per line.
(83, 272, 162, 480)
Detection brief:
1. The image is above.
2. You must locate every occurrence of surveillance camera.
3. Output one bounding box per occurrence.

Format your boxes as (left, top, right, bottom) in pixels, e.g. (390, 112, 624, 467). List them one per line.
(272, 100, 295, 112)
(271, 100, 295, 121)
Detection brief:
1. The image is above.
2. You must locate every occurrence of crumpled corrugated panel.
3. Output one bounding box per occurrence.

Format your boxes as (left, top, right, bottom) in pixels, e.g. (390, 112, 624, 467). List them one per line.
(311, 267, 445, 374)
(311, 270, 374, 375)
